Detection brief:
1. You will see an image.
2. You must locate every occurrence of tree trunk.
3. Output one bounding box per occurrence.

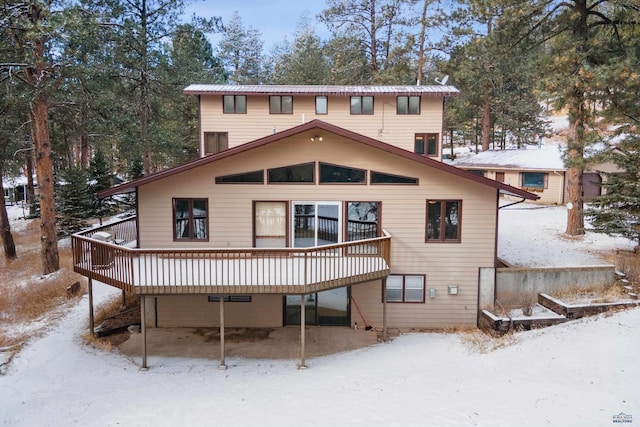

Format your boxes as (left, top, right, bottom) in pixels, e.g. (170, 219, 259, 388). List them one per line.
(416, 0, 431, 85)
(80, 103, 89, 169)
(140, 0, 152, 175)
(481, 90, 491, 151)
(565, 0, 588, 237)
(25, 140, 37, 217)
(31, 95, 60, 274)
(369, 0, 378, 77)
(565, 105, 585, 236)
(0, 163, 17, 259)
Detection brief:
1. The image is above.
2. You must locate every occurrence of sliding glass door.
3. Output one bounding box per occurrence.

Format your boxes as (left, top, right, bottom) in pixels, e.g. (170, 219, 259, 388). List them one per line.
(286, 201, 348, 326)
(292, 202, 341, 247)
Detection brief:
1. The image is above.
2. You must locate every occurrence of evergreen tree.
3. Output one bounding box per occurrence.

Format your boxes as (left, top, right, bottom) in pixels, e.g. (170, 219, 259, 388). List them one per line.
(218, 12, 264, 84)
(503, 0, 638, 236)
(267, 22, 331, 84)
(587, 137, 640, 248)
(56, 167, 93, 237)
(319, 0, 417, 81)
(89, 148, 115, 219)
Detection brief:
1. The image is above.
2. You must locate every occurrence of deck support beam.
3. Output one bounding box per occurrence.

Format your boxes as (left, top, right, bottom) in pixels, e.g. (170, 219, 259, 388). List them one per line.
(298, 294, 307, 369)
(122, 289, 126, 307)
(382, 279, 388, 342)
(219, 294, 227, 370)
(88, 278, 94, 337)
(141, 295, 147, 369)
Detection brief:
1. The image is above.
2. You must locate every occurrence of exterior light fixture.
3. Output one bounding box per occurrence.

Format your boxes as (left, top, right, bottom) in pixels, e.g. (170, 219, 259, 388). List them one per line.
(429, 288, 436, 299)
(448, 285, 459, 295)
(310, 135, 323, 142)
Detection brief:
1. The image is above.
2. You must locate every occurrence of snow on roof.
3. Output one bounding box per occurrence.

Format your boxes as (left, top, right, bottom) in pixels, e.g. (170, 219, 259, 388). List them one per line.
(184, 84, 460, 97)
(2, 175, 35, 188)
(451, 145, 566, 171)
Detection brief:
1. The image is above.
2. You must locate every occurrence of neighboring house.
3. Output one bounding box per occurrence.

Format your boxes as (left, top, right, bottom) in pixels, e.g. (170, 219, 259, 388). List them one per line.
(450, 146, 567, 204)
(450, 144, 623, 204)
(2, 174, 36, 205)
(72, 85, 539, 367)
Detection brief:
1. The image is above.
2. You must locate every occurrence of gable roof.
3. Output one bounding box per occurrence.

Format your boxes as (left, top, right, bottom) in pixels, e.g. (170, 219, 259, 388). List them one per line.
(450, 146, 566, 171)
(99, 120, 538, 200)
(184, 84, 459, 97)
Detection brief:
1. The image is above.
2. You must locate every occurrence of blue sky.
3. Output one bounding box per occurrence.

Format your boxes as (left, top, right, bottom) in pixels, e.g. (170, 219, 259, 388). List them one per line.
(184, 0, 332, 52)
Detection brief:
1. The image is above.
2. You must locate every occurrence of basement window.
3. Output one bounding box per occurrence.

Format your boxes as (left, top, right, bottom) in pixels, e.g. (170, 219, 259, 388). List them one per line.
(384, 274, 425, 303)
(208, 295, 252, 303)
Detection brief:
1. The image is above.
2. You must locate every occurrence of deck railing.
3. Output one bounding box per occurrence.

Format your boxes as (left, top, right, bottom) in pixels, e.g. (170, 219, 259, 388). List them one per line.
(72, 217, 391, 295)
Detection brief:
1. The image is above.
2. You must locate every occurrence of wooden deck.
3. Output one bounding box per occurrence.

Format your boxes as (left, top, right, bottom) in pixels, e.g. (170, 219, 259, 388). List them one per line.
(72, 217, 391, 295)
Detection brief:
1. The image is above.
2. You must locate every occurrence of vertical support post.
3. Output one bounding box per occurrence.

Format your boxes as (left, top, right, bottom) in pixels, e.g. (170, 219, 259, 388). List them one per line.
(121, 289, 126, 307)
(382, 278, 388, 342)
(141, 295, 147, 369)
(88, 278, 95, 337)
(299, 294, 307, 369)
(219, 294, 227, 370)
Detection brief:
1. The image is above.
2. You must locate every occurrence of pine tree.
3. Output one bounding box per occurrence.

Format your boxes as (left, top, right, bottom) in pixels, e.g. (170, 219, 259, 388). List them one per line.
(218, 12, 264, 84)
(56, 167, 93, 237)
(89, 148, 115, 220)
(587, 138, 640, 249)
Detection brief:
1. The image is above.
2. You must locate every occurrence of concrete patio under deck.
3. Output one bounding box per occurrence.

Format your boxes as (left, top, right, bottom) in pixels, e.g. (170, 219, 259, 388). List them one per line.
(118, 326, 381, 362)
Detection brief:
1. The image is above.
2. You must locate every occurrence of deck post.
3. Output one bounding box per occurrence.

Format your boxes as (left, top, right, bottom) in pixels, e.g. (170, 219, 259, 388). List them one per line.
(218, 294, 227, 370)
(298, 294, 307, 369)
(121, 289, 126, 307)
(382, 279, 388, 342)
(88, 278, 95, 337)
(141, 295, 147, 369)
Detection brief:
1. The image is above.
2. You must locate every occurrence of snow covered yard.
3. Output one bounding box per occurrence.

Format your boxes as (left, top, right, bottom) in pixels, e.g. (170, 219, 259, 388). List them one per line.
(498, 202, 635, 266)
(0, 203, 638, 427)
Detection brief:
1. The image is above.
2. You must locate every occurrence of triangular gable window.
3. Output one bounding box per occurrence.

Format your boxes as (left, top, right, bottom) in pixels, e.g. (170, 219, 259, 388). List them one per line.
(268, 162, 314, 183)
(370, 171, 418, 184)
(319, 162, 366, 184)
(215, 170, 264, 184)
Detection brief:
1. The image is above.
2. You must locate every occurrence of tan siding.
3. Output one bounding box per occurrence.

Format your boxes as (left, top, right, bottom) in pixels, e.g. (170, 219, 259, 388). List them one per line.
(199, 94, 444, 159)
(474, 169, 565, 205)
(139, 133, 497, 327)
(156, 294, 282, 327)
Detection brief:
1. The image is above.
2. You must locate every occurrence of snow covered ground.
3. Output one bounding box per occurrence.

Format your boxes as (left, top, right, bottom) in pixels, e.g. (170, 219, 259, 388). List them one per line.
(498, 202, 635, 266)
(1, 204, 639, 427)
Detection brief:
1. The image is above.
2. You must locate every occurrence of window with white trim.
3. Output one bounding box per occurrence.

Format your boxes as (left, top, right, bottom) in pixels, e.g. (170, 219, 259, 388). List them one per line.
(385, 274, 425, 303)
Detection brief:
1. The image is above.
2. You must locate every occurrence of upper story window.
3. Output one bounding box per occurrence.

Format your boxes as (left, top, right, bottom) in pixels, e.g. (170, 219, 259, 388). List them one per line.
(415, 133, 439, 157)
(269, 96, 293, 114)
(350, 96, 374, 115)
(316, 96, 328, 114)
(397, 96, 420, 114)
(521, 172, 547, 189)
(426, 200, 461, 243)
(204, 132, 228, 155)
(173, 198, 208, 241)
(223, 95, 246, 113)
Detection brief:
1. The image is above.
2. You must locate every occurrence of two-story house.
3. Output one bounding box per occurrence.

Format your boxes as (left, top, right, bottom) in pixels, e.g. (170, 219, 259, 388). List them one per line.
(73, 85, 538, 368)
